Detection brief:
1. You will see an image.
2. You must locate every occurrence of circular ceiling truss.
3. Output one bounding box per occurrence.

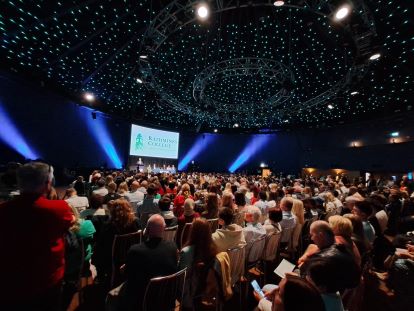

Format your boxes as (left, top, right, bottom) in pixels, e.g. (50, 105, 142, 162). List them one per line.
(137, 0, 378, 126)
(193, 57, 295, 113)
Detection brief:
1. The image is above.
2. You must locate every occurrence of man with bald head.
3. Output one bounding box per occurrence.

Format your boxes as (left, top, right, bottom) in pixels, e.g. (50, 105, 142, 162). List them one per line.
(125, 181, 144, 212)
(121, 215, 178, 310)
(299, 220, 360, 291)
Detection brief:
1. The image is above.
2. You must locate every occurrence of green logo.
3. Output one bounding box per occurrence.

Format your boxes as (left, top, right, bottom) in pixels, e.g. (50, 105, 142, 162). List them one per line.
(135, 133, 144, 150)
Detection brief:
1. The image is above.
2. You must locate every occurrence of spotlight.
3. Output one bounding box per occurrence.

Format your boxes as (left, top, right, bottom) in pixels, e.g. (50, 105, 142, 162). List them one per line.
(369, 53, 381, 61)
(234, 123, 239, 128)
(350, 91, 359, 95)
(197, 5, 209, 19)
(260, 163, 266, 168)
(84, 92, 95, 102)
(327, 104, 334, 109)
(274, 1, 285, 6)
(139, 55, 148, 59)
(335, 6, 350, 20)
(214, 129, 218, 133)
(136, 78, 143, 84)
(391, 132, 399, 137)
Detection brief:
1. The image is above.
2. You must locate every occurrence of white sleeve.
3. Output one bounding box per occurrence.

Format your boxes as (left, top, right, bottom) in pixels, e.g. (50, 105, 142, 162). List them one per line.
(258, 298, 272, 311)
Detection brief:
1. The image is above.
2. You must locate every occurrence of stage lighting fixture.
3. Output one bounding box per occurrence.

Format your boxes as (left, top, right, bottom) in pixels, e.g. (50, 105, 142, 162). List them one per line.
(197, 5, 209, 19)
(328, 104, 334, 109)
(369, 53, 381, 61)
(84, 92, 95, 102)
(139, 55, 148, 59)
(351, 91, 359, 95)
(214, 129, 218, 133)
(335, 6, 350, 20)
(391, 132, 399, 137)
(274, 1, 285, 6)
(136, 78, 143, 84)
(234, 123, 239, 128)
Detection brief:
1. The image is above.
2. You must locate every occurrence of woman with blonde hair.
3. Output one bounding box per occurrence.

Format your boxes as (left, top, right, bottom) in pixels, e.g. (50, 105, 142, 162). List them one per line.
(117, 181, 129, 199)
(221, 191, 235, 209)
(324, 192, 338, 219)
(173, 183, 193, 217)
(328, 215, 361, 266)
(292, 199, 305, 225)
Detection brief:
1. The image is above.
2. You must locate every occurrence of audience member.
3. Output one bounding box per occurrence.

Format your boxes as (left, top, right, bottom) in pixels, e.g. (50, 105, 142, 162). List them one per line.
(212, 207, 246, 252)
(0, 162, 74, 310)
(64, 187, 89, 212)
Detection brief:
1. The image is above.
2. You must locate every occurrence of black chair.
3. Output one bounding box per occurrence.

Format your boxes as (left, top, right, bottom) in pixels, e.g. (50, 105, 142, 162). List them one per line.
(111, 230, 142, 288)
(143, 268, 187, 311)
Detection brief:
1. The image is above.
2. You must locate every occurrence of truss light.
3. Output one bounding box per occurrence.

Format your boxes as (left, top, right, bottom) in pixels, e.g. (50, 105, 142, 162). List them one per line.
(214, 129, 218, 133)
(335, 6, 350, 20)
(234, 123, 239, 128)
(197, 5, 209, 19)
(139, 55, 148, 59)
(351, 91, 359, 95)
(369, 53, 381, 61)
(84, 92, 95, 102)
(274, 1, 285, 6)
(328, 104, 334, 109)
(136, 78, 143, 84)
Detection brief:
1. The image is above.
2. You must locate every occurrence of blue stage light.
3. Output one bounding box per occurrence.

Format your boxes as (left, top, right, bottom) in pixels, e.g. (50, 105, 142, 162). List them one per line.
(178, 134, 215, 170)
(229, 134, 271, 173)
(81, 108, 123, 168)
(0, 103, 39, 159)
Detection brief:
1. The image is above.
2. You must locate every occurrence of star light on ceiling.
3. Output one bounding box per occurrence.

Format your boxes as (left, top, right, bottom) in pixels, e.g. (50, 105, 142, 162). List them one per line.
(0, 0, 412, 131)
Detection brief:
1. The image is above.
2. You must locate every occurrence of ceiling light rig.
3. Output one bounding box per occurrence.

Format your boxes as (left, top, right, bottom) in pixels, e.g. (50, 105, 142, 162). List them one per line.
(196, 4, 209, 19)
(273, 1, 285, 7)
(0, 0, 412, 131)
(335, 5, 351, 21)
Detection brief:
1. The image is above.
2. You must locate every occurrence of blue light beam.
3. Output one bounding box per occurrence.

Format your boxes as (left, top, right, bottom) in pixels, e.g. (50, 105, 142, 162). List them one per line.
(0, 103, 39, 159)
(228, 135, 271, 173)
(178, 134, 215, 170)
(82, 109, 123, 168)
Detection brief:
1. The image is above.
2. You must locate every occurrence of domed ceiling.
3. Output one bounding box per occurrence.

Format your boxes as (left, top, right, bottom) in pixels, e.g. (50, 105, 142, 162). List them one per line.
(1, 0, 413, 132)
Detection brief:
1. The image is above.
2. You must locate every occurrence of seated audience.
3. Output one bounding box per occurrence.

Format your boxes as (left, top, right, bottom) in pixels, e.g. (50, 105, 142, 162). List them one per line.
(279, 197, 297, 243)
(328, 215, 361, 266)
(93, 199, 141, 284)
(125, 181, 144, 211)
(173, 183, 193, 217)
(103, 181, 121, 204)
(158, 196, 177, 227)
(263, 208, 283, 235)
(212, 207, 246, 252)
(0, 162, 74, 310)
(243, 208, 266, 243)
(179, 218, 218, 309)
(201, 192, 219, 219)
(255, 275, 325, 311)
(64, 187, 89, 212)
(352, 200, 376, 243)
(120, 215, 177, 311)
(92, 178, 109, 197)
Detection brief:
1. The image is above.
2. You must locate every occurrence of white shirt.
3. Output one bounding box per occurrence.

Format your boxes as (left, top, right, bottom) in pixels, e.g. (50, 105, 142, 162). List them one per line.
(65, 195, 89, 212)
(92, 187, 108, 197)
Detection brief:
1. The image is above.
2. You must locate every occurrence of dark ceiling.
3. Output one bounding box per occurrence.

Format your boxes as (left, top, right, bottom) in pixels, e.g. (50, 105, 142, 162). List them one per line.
(1, 0, 413, 132)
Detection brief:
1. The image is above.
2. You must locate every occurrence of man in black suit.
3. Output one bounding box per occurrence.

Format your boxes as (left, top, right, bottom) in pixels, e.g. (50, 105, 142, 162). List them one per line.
(121, 214, 178, 310)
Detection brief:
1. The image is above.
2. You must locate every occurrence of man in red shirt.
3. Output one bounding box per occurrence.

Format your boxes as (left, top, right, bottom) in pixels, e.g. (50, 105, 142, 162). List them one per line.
(0, 162, 74, 310)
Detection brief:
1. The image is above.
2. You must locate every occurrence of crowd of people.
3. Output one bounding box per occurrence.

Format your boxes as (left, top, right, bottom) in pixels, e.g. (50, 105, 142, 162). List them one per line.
(1, 162, 414, 311)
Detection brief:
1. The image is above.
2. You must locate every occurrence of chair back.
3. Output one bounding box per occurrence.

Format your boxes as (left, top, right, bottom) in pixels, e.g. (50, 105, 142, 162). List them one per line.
(180, 222, 193, 248)
(111, 230, 142, 287)
(143, 268, 187, 311)
(226, 246, 246, 287)
(262, 231, 281, 262)
(207, 218, 219, 233)
(290, 223, 303, 251)
(163, 225, 178, 242)
(246, 235, 266, 264)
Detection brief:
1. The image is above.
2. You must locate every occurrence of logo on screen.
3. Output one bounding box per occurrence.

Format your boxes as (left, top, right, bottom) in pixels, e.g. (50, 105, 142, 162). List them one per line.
(135, 133, 144, 150)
